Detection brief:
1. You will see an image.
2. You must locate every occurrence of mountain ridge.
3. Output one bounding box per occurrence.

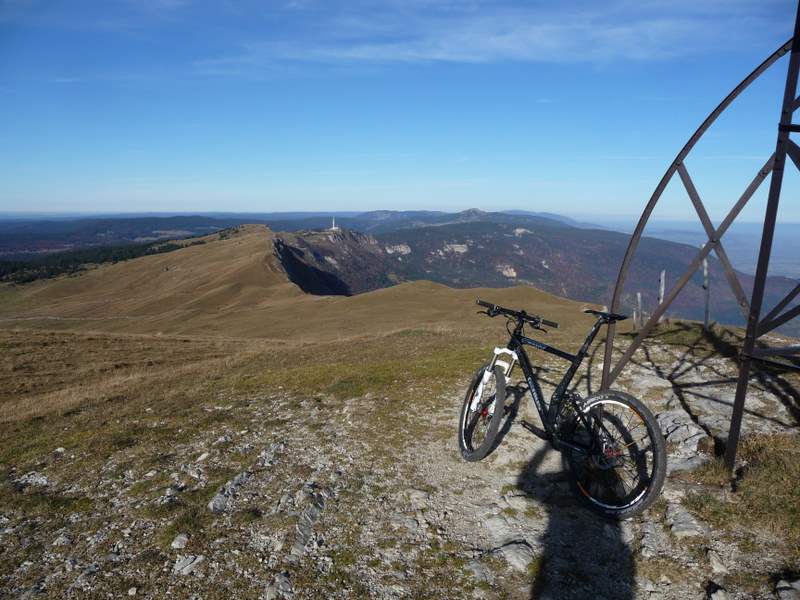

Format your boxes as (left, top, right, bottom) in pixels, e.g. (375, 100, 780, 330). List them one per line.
(271, 221, 798, 335)
(0, 224, 597, 342)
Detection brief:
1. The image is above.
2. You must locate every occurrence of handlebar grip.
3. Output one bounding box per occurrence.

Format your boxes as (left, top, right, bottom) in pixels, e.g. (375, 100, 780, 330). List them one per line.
(541, 318, 559, 329)
(476, 299, 494, 309)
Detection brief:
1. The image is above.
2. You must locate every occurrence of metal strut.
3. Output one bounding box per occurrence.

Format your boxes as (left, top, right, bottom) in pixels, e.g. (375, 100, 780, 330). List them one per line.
(724, 1, 800, 469)
(601, 38, 793, 392)
(599, 1, 800, 471)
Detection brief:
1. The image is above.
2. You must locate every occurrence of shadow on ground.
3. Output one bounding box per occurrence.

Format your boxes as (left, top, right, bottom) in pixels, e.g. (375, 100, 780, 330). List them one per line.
(492, 383, 636, 599)
(628, 323, 800, 452)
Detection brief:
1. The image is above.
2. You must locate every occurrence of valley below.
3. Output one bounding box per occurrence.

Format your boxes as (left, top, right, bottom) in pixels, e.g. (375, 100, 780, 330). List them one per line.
(1, 225, 799, 599)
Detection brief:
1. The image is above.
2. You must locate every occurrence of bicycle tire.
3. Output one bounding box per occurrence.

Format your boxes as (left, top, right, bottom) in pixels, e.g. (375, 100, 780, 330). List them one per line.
(561, 390, 666, 520)
(457, 363, 507, 462)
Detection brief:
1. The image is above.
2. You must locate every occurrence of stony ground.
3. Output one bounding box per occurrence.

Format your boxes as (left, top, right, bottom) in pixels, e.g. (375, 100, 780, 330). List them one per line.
(2, 326, 800, 599)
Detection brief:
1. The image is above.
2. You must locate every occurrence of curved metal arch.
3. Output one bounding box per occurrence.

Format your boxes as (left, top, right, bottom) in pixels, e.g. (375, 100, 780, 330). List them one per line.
(601, 38, 794, 391)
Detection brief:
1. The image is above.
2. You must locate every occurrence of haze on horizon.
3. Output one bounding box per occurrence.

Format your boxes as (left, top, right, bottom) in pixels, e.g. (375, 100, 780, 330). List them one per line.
(1, 0, 798, 221)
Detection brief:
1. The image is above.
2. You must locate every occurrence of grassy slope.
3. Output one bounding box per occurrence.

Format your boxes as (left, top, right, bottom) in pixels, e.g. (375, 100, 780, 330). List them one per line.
(0, 226, 605, 596)
(0, 223, 609, 461)
(0, 222, 605, 515)
(0, 223, 609, 342)
(1, 224, 799, 595)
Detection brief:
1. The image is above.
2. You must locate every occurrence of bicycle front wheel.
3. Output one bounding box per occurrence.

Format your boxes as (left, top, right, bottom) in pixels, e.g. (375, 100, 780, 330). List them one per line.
(562, 391, 666, 519)
(457, 363, 506, 462)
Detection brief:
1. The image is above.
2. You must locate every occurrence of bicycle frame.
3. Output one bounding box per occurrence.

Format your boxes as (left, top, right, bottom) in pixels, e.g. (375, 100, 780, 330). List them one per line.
(503, 316, 608, 451)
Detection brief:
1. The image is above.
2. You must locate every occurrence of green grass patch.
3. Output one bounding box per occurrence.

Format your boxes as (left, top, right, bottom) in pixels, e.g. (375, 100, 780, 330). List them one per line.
(233, 506, 264, 524)
(157, 504, 212, 549)
(0, 482, 93, 517)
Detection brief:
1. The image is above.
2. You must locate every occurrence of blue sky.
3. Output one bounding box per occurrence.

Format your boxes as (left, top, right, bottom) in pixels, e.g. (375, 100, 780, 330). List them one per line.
(1, 0, 798, 220)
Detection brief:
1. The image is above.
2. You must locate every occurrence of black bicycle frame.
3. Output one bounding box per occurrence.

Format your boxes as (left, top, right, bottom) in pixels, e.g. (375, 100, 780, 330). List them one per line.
(506, 317, 607, 450)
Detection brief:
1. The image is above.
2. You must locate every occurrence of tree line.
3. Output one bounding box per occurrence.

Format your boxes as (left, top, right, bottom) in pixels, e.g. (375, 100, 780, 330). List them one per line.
(0, 239, 205, 284)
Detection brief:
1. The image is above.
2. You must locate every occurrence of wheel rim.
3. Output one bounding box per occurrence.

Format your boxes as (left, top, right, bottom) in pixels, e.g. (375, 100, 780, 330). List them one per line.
(567, 399, 655, 510)
(463, 371, 498, 452)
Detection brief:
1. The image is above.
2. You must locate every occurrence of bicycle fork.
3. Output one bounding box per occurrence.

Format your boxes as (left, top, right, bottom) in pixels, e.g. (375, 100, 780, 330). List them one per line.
(469, 347, 517, 413)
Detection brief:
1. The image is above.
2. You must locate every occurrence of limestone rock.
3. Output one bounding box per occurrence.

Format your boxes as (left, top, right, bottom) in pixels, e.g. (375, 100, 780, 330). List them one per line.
(465, 559, 492, 583)
(14, 472, 50, 491)
(666, 503, 703, 538)
(207, 471, 251, 513)
(265, 572, 293, 599)
(640, 521, 670, 559)
(498, 541, 535, 573)
(657, 410, 712, 473)
(483, 514, 512, 543)
(172, 555, 204, 576)
(776, 579, 800, 600)
(708, 549, 727, 575)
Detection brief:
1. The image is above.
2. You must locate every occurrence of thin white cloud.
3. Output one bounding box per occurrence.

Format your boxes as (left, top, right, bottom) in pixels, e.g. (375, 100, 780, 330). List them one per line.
(194, 1, 793, 77)
(2, 1, 794, 79)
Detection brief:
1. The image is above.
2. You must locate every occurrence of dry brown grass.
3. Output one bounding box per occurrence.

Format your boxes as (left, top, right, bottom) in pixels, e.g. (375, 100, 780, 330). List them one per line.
(0, 223, 620, 343)
(0, 223, 614, 474)
(683, 433, 800, 568)
(0, 329, 246, 420)
(0, 331, 271, 490)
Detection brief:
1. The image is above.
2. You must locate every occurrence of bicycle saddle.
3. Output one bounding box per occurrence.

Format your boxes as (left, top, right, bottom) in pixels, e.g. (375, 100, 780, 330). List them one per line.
(583, 308, 628, 322)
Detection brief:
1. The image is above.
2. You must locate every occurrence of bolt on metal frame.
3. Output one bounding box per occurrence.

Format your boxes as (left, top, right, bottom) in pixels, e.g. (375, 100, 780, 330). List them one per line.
(600, 2, 800, 469)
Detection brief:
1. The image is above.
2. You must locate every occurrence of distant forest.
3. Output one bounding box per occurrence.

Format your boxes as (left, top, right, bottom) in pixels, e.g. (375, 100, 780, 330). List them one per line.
(0, 238, 207, 284)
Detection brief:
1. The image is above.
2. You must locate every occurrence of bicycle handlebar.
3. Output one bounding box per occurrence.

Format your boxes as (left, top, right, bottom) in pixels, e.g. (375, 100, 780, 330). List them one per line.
(476, 299, 559, 329)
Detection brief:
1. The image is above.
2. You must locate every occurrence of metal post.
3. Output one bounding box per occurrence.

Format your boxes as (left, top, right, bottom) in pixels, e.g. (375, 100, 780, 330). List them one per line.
(636, 292, 643, 329)
(702, 256, 710, 332)
(724, 1, 800, 469)
(658, 270, 666, 323)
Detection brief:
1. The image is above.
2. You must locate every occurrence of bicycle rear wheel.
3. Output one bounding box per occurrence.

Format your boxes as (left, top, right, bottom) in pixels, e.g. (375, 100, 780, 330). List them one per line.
(457, 363, 506, 462)
(561, 391, 666, 519)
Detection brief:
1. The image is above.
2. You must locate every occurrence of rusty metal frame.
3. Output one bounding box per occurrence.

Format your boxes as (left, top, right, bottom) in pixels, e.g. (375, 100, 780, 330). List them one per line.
(724, 4, 800, 468)
(600, 2, 800, 468)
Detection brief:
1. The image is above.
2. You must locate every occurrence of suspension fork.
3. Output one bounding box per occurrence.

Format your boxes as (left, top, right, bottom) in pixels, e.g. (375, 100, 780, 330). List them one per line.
(469, 347, 517, 412)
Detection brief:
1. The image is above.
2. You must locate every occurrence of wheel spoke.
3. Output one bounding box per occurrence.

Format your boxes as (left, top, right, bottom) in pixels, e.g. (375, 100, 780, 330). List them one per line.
(564, 397, 661, 511)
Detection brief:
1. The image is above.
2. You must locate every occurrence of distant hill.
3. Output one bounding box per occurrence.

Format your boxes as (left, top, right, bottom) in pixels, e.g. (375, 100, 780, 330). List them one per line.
(0, 216, 239, 259)
(4, 211, 797, 335)
(0, 224, 592, 341)
(500, 210, 607, 230)
(266, 208, 575, 235)
(0, 210, 585, 258)
(272, 220, 799, 335)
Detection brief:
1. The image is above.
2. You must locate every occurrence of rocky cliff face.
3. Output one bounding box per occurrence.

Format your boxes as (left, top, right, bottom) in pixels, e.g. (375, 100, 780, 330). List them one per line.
(273, 229, 400, 296)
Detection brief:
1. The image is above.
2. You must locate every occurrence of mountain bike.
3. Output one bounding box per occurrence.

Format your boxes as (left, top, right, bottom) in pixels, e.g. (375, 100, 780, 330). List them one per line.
(458, 299, 666, 519)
